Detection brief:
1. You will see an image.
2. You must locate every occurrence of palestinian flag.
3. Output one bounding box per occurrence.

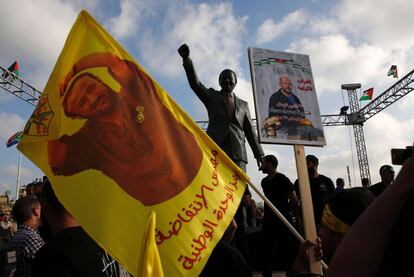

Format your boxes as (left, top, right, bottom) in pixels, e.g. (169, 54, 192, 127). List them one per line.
(360, 88, 374, 101)
(6, 131, 22, 148)
(387, 65, 398, 78)
(2, 61, 19, 79)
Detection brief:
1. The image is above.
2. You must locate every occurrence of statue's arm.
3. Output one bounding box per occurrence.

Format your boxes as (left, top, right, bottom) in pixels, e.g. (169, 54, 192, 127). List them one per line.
(243, 104, 264, 160)
(178, 44, 211, 105)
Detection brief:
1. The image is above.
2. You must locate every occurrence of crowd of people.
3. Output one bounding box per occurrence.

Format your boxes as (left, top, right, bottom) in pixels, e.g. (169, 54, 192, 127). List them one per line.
(1, 153, 413, 276)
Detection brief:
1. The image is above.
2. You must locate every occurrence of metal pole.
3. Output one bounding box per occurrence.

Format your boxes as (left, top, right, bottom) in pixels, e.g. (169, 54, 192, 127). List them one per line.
(15, 151, 22, 200)
(347, 166, 352, 188)
(247, 179, 328, 270)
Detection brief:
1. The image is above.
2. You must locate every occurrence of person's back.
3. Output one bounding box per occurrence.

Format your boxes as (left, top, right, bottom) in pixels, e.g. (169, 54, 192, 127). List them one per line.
(33, 226, 123, 276)
(33, 180, 128, 277)
(308, 174, 335, 225)
(200, 240, 251, 277)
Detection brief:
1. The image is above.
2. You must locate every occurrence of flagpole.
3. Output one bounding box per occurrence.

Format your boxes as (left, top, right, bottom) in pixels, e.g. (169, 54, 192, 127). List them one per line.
(247, 179, 328, 270)
(15, 151, 22, 200)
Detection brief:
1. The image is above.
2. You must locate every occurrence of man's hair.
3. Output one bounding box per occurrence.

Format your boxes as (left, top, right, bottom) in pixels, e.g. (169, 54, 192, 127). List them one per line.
(279, 75, 291, 83)
(38, 180, 66, 214)
(26, 182, 34, 189)
(306, 154, 319, 164)
(218, 69, 237, 84)
(336, 178, 344, 185)
(379, 165, 394, 175)
(11, 196, 40, 225)
(263, 155, 278, 168)
(327, 188, 374, 226)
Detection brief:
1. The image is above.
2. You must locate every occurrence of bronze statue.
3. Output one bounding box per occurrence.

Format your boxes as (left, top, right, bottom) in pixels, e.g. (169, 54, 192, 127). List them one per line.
(178, 44, 264, 171)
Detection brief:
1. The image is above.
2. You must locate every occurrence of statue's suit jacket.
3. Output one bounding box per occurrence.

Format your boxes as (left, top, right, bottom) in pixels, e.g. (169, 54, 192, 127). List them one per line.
(183, 58, 264, 163)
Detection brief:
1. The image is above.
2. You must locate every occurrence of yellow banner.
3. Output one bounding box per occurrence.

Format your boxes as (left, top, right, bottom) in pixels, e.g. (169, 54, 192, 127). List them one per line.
(18, 10, 248, 276)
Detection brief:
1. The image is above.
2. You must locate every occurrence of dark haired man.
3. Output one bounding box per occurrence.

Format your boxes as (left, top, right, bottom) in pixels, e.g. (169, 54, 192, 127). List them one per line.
(11, 196, 44, 276)
(295, 154, 335, 228)
(335, 178, 345, 193)
(369, 165, 395, 197)
(318, 188, 375, 264)
(33, 181, 127, 276)
(260, 154, 301, 276)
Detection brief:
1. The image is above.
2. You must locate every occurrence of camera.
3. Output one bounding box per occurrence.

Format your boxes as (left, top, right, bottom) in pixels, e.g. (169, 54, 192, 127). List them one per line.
(391, 145, 413, 165)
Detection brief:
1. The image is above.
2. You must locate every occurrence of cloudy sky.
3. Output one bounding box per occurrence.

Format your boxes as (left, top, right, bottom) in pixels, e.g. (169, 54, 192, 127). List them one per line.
(1, 0, 413, 200)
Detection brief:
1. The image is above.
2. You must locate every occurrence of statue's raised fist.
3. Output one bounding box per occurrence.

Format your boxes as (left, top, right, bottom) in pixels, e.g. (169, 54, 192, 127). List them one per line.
(178, 44, 190, 59)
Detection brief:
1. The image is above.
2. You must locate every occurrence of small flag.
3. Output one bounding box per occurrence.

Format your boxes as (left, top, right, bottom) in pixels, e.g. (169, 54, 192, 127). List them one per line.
(359, 88, 374, 101)
(7, 61, 19, 76)
(2, 61, 19, 79)
(6, 131, 22, 148)
(387, 65, 398, 78)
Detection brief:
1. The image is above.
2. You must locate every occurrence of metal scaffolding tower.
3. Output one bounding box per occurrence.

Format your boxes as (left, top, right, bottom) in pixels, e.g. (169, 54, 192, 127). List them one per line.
(341, 83, 371, 182)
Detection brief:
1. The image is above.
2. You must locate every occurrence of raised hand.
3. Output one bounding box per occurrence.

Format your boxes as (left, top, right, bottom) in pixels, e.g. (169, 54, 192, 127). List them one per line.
(178, 44, 190, 59)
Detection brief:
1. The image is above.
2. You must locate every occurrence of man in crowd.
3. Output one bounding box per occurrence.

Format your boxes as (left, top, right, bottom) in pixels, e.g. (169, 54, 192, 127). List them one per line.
(25, 183, 35, 197)
(33, 180, 128, 276)
(369, 165, 395, 196)
(295, 155, 335, 229)
(11, 196, 45, 276)
(260, 154, 301, 276)
(0, 212, 13, 235)
(318, 188, 375, 264)
(335, 178, 345, 193)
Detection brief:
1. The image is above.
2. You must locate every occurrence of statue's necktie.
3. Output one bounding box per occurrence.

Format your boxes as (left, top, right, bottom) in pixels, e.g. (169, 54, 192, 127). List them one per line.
(227, 93, 235, 118)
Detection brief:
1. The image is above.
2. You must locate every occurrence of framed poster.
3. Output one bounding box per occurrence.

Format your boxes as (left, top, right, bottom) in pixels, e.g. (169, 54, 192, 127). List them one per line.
(248, 47, 326, 146)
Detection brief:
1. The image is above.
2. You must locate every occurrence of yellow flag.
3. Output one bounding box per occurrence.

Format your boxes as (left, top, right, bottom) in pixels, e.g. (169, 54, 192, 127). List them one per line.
(18, 10, 248, 276)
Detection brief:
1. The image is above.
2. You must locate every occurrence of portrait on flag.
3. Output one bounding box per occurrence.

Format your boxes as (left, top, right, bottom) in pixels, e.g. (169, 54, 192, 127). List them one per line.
(48, 53, 203, 206)
(248, 47, 326, 146)
(18, 11, 248, 276)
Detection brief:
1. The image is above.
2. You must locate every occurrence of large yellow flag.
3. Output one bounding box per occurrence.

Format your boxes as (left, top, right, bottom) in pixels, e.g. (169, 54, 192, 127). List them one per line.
(18, 10, 248, 276)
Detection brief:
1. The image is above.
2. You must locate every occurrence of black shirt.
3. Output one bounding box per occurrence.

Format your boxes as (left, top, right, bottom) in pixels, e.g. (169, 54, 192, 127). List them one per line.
(295, 174, 335, 226)
(261, 172, 295, 227)
(369, 181, 387, 197)
(33, 227, 122, 277)
(199, 240, 251, 277)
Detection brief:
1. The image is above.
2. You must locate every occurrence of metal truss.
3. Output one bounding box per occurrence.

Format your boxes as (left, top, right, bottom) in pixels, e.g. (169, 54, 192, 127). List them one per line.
(353, 124, 371, 182)
(360, 69, 414, 120)
(0, 65, 41, 106)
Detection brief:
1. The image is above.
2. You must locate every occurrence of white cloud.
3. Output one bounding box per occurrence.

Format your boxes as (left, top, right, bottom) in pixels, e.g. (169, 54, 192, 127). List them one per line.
(0, 112, 24, 142)
(138, 2, 248, 84)
(106, 0, 155, 39)
(0, 0, 79, 89)
(334, 0, 414, 50)
(256, 10, 308, 44)
(0, 182, 13, 193)
(288, 34, 391, 95)
(0, 164, 35, 179)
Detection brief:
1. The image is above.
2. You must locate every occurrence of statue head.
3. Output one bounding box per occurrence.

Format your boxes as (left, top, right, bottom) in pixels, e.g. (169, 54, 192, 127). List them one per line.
(219, 69, 237, 93)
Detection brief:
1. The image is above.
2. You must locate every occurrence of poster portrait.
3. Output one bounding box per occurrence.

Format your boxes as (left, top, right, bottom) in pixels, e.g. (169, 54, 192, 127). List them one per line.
(248, 47, 326, 146)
